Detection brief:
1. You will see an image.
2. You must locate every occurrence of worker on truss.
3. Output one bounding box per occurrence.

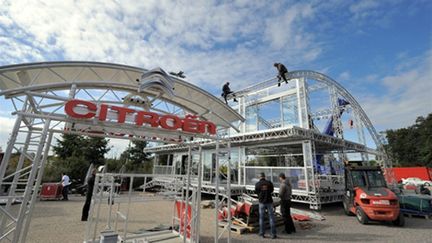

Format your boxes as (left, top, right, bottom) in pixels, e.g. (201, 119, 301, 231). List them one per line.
(221, 82, 238, 104)
(274, 62, 289, 86)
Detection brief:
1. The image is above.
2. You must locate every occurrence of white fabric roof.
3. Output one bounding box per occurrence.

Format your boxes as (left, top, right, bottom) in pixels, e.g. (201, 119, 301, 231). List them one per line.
(0, 61, 244, 128)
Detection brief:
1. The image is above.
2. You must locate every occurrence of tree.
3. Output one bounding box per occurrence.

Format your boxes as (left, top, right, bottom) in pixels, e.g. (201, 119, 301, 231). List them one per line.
(52, 134, 86, 159)
(386, 113, 432, 167)
(83, 137, 110, 165)
(119, 140, 152, 173)
(47, 134, 111, 181)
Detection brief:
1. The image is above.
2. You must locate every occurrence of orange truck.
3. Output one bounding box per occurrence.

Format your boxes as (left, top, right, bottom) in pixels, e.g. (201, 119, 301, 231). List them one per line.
(343, 166, 404, 226)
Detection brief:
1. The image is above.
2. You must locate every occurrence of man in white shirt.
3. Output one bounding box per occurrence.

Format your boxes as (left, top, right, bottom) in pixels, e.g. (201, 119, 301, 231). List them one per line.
(61, 173, 71, 201)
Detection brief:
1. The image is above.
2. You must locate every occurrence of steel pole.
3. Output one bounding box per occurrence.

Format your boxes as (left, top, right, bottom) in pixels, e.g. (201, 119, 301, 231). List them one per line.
(214, 138, 219, 243)
(0, 127, 32, 236)
(0, 115, 23, 190)
(195, 145, 203, 243)
(227, 140, 231, 243)
(12, 118, 51, 243)
(183, 145, 192, 243)
(20, 131, 53, 243)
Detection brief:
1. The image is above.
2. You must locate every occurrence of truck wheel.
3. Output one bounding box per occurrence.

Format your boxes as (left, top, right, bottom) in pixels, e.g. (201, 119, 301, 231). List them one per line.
(356, 206, 369, 224)
(392, 213, 405, 227)
(343, 200, 354, 216)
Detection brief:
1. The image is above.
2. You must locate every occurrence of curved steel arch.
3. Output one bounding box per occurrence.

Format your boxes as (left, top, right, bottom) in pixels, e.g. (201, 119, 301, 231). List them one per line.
(0, 61, 244, 129)
(288, 70, 384, 152)
(236, 70, 386, 161)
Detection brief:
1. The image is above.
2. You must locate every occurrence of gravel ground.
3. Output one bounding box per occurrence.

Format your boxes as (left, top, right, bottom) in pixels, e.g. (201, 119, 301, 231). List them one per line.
(23, 195, 432, 243)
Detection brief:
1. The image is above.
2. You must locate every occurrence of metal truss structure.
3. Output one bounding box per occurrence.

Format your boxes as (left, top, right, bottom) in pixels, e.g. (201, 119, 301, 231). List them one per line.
(149, 70, 390, 210)
(83, 173, 201, 243)
(0, 62, 243, 243)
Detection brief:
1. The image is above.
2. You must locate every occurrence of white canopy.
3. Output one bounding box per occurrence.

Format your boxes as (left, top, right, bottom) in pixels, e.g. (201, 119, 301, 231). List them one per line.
(0, 61, 244, 128)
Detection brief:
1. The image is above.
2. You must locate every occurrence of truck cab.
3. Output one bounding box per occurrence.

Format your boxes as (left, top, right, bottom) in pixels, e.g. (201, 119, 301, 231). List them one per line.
(343, 166, 404, 226)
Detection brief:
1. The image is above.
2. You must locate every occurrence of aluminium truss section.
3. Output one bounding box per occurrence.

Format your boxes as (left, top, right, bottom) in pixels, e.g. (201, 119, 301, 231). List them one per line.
(0, 116, 53, 243)
(84, 173, 201, 243)
(233, 70, 387, 163)
(146, 126, 372, 155)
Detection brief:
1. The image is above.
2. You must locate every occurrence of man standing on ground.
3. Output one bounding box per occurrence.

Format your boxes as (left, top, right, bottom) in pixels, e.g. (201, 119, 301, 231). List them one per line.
(255, 172, 277, 239)
(279, 173, 296, 234)
(81, 168, 96, 221)
(221, 82, 238, 104)
(61, 172, 71, 201)
(274, 63, 289, 87)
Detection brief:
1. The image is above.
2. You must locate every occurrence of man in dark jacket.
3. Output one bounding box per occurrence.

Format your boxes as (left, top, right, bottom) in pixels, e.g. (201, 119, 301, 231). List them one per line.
(279, 173, 296, 234)
(221, 82, 238, 104)
(81, 168, 96, 221)
(273, 63, 289, 87)
(255, 172, 276, 239)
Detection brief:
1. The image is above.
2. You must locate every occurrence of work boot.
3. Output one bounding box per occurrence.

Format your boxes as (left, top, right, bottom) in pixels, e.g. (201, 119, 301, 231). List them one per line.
(278, 83, 281, 87)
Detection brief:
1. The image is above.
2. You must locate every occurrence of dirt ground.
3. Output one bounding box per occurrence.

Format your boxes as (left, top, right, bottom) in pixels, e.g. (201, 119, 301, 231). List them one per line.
(23, 195, 432, 243)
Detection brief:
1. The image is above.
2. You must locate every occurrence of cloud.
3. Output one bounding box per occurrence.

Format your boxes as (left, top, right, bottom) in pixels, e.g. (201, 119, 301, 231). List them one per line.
(338, 71, 351, 80)
(0, 0, 325, 90)
(359, 50, 432, 130)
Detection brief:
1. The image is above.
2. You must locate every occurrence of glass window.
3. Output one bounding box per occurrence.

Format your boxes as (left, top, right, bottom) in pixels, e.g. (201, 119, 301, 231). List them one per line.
(366, 171, 386, 187)
(351, 171, 367, 187)
(246, 105, 257, 132)
(257, 99, 281, 130)
(282, 95, 299, 127)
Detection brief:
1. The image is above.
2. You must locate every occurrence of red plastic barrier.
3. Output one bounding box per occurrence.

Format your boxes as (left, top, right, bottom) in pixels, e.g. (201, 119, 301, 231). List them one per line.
(175, 200, 192, 239)
(40, 183, 63, 200)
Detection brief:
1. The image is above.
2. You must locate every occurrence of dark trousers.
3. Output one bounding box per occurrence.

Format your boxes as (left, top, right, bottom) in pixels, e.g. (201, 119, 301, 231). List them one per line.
(81, 193, 93, 220)
(281, 199, 296, 233)
(223, 91, 235, 104)
(278, 71, 288, 82)
(62, 185, 69, 200)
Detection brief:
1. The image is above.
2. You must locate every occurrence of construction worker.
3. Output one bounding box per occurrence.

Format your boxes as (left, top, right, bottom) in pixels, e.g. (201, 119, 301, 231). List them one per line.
(255, 172, 277, 239)
(81, 168, 96, 221)
(279, 173, 296, 234)
(221, 82, 238, 104)
(274, 63, 289, 86)
(61, 172, 71, 201)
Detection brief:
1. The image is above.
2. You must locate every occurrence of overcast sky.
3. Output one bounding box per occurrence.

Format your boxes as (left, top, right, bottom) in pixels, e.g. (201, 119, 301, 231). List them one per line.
(0, 0, 431, 157)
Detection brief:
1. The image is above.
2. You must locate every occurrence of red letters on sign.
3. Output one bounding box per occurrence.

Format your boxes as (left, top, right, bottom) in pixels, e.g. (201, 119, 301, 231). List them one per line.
(65, 99, 97, 119)
(64, 99, 217, 135)
(159, 115, 182, 130)
(135, 111, 159, 127)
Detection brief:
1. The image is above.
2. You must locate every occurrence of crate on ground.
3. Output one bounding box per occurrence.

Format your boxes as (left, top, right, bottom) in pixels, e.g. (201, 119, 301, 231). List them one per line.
(40, 183, 63, 200)
(398, 194, 432, 219)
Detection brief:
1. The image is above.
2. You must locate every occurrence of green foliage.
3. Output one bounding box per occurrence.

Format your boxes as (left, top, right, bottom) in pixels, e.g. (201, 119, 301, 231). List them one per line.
(119, 140, 152, 173)
(386, 113, 432, 167)
(44, 134, 110, 182)
(52, 134, 109, 165)
(44, 135, 152, 182)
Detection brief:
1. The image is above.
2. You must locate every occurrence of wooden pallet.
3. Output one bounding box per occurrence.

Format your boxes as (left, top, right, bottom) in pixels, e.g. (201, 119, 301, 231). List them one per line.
(245, 217, 285, 232)
(401, 208, 432, 220)
(218, 222, 248, 234)
(403, 212, 432, 220)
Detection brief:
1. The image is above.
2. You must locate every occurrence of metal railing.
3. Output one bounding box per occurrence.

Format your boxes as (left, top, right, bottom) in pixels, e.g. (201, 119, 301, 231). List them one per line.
(153, 165, 174, 175)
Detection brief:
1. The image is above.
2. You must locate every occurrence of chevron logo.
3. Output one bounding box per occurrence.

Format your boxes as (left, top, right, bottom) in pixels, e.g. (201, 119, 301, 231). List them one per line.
(138, 67, 175, 97)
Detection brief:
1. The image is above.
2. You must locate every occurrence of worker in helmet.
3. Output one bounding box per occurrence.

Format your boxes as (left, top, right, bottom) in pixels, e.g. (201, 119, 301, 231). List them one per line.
(274, 63, 289, 87)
